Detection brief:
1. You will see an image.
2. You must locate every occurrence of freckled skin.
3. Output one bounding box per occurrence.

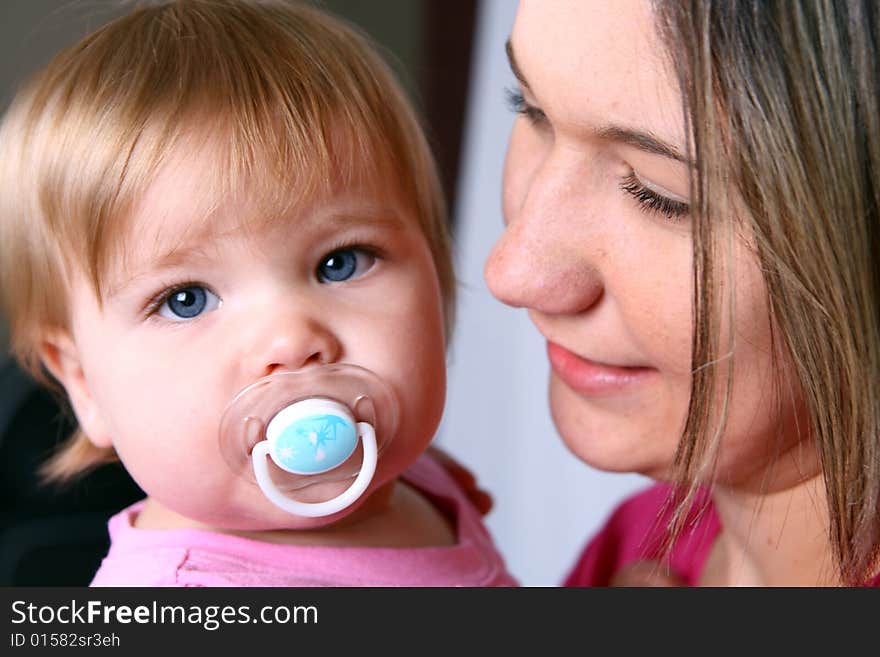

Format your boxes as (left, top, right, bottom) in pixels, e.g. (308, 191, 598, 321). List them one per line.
(486, 0, 833, 586)
(486, 0, 805, 492)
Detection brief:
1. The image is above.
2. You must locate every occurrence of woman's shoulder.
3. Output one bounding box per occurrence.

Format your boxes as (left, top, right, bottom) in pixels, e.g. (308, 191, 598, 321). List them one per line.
(610, 481, 678, 520)
(564, 482, 718, 586)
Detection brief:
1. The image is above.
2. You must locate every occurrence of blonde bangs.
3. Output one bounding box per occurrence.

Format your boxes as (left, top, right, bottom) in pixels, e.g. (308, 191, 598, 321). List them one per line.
(3, 0, 450, 321)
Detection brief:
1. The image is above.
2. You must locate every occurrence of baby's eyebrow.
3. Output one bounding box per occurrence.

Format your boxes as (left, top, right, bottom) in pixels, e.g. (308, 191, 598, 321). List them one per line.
(315, 208, 407, 232)
(105, 242, 214, 300)
(105, 207, 407, 299)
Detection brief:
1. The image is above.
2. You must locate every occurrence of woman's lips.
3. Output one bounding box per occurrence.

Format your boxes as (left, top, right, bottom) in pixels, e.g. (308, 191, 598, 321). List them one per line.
(546, 341, 656, 396)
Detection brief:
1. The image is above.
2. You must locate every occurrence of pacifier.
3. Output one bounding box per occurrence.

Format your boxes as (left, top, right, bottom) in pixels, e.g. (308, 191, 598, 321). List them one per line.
(219, 364, 399, 518)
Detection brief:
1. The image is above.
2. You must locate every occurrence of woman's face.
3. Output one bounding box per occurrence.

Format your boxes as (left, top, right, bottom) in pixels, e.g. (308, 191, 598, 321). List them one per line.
(487, 0, 805, 487)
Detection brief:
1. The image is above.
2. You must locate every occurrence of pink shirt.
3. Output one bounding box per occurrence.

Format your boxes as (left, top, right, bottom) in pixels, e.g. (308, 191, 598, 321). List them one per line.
(564, 482, 880, 587)
(91, 455, 518, 587)
(564, 483, 717, 586)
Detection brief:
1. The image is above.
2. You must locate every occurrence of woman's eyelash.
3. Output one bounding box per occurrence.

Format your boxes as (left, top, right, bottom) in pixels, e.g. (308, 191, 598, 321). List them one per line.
(505, 87, 546, 124)
(505, 88, 687, 223)
(620, 173, 689, 221)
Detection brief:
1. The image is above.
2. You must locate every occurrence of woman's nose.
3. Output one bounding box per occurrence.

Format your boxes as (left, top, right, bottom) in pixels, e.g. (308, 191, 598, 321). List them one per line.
(245, 310, 342, 379)
(485, 158, 604, 315)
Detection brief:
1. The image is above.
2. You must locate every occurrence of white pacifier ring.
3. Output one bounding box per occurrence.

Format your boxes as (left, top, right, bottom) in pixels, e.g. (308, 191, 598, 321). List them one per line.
(250, 397, 378, 517)
(220, 364, 399, 519)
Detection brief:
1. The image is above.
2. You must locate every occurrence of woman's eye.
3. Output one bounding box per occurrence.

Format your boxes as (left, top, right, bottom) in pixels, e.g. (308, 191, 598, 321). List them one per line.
(505, 87, 547, 126)
(620, 172, 690, 221)
(157, 285, 221, 320)
(317, 248, 376, 283)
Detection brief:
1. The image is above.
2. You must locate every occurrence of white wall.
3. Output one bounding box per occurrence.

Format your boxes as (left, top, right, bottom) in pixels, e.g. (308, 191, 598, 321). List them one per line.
(436, 0, 647, 587)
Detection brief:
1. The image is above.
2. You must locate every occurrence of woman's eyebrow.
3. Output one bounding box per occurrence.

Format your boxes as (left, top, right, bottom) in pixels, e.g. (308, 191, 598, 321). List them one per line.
(595, 125, 692, 165)
(505, 39, 529, 90)
(505, 39, 691, 166)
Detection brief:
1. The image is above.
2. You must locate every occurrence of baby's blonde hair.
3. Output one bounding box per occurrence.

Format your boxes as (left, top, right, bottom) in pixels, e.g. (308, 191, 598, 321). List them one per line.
(0, 0, 455, 480)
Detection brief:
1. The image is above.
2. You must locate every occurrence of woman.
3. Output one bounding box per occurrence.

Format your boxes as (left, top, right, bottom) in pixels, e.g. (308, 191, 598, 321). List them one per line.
(482, 0, 880, 585)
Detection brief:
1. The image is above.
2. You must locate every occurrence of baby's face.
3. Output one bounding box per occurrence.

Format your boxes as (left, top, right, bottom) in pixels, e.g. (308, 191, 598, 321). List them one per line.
(58, 147, 447, 530)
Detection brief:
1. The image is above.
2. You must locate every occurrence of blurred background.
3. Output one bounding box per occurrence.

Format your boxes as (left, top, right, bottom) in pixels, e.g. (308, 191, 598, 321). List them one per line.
(0, 0, 646, 586)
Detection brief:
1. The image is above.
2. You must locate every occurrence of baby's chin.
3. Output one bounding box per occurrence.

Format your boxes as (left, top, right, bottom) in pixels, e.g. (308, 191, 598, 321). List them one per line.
(145, 475, 392, 533)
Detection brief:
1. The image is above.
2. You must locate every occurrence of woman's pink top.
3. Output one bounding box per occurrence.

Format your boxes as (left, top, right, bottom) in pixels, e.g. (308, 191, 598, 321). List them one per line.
(564, 482, 880, 587)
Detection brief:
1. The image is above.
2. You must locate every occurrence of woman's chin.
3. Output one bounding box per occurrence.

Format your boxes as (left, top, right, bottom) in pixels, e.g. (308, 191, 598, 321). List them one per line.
(549, 377, 673, 477)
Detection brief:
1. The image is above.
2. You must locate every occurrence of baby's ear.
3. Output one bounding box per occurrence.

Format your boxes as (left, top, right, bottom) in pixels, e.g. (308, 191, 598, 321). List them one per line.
(38, 329, 113, 449)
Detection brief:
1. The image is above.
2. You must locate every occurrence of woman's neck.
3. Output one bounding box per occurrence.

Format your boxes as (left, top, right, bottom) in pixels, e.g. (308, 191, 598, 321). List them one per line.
(700, 472, 839, 586)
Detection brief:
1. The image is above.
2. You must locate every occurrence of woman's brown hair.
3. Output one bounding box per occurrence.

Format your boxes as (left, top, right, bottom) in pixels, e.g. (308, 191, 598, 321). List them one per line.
(656, 0, 880, 585)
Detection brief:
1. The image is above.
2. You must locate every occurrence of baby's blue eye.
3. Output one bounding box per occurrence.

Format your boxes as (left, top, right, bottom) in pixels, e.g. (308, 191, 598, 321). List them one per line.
(317, 248, 375, 283)
(157, 285, 221, 320)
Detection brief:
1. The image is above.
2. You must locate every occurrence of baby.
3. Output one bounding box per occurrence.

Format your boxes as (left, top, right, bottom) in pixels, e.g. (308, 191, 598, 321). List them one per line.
(0, 0, 516, 587)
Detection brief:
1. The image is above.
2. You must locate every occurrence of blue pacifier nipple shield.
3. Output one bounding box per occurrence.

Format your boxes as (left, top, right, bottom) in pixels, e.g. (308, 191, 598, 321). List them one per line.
(219, 364, 399, 518)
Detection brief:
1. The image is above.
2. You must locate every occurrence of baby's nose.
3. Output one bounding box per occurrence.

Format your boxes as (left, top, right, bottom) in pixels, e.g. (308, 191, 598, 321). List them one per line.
(246, 313, 342, 378)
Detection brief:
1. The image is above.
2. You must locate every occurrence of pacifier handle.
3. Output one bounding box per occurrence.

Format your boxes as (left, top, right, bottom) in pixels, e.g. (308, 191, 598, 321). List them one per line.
(251, 422, 377, 518)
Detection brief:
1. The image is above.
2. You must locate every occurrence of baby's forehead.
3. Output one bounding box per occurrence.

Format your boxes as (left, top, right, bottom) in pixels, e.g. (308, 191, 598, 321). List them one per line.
(139, 125, 391, 211)
(91, 118, 418, 296)
(126, 182, 407, 251)
(102, 146, 409, 288)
